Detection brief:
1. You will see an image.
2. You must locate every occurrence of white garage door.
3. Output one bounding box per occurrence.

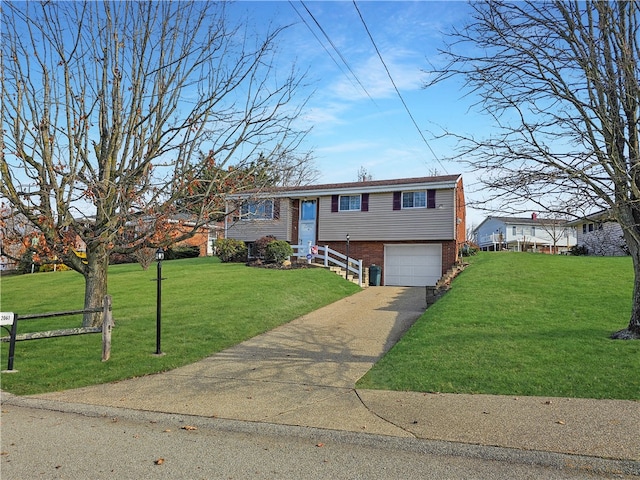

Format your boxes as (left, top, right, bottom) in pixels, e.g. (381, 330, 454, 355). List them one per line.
(384, 244, 442, 286)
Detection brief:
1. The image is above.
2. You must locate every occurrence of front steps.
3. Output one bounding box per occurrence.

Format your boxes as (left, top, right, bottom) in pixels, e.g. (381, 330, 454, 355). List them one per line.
(329, 266, 366, 286)
(294, 259, 366, 286)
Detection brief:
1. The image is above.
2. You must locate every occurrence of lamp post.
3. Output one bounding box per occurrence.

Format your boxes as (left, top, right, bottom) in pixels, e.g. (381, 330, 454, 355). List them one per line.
(155, 248, 164, 355)
(345, 233, 350, 280)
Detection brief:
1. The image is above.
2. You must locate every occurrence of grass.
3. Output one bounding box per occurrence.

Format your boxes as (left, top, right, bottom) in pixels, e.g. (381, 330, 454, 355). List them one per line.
(357, 252, 640, 400)
(0, 257, 360, 395)
(2, 253, 639, 400)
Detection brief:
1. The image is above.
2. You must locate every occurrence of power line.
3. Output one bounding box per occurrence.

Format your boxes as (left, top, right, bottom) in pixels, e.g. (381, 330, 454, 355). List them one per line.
(288, 2, 350, 86)
(352, 0, 447, 173)
(292, 1, 378, 105)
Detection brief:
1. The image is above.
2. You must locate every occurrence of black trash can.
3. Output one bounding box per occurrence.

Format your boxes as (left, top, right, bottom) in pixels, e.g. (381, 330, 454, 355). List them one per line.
(369, 264, 381, 286)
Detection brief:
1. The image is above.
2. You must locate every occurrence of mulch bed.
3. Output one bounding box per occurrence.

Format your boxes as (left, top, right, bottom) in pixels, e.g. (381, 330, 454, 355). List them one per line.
(246, 259, 312, 270)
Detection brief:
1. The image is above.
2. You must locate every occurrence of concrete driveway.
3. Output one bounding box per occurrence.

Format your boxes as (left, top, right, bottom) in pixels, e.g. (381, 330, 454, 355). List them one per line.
(29, 287, 426, 436)
(14, 285, 640, 468)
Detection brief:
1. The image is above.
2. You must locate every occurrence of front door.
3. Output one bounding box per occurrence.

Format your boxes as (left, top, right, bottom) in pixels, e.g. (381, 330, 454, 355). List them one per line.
(298, 199, 317, 256)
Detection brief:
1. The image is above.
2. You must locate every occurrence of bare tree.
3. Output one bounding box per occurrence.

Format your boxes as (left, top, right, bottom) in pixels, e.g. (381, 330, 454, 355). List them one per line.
(1, 1, 309, 326)
(582, 220, 628, 256)
(427, 1, 640, 338)
(535, 215, 574, 254)
(263, 149, 319, 187)
(132, 247, 157, 271)
(465, 224, 477, 245)
(356, 166, 373, 182)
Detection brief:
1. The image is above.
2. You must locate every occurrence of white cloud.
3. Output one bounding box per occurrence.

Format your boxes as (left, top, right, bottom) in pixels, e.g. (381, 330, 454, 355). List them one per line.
(300, 102, 348, 127)
(317, 140, 382, 155)
(328, 50, 428, 101)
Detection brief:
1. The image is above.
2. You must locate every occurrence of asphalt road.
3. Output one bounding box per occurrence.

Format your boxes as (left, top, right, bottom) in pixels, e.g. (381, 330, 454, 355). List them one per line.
(1, 403, 634, 480)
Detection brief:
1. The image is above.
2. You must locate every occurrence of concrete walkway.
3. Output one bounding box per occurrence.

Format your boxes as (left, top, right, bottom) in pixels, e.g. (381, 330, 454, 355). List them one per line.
(12, 287, 640, 468)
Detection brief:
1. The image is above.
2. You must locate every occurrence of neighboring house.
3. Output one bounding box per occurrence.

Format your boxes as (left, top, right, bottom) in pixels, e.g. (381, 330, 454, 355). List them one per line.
(474, 215, 577, 253)
(69, 214, 222, 259)
(567, 210, 627, 256)
(0, 207, 42, 271)
(165, 214, 223, 257)
(0, 208, 222, 271)
(225, 175, 466, 287)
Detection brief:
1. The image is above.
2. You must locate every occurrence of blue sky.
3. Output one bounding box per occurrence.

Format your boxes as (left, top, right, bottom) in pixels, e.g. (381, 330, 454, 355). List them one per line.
(230, 1, 489, 226)
(4, 1, 489, 226)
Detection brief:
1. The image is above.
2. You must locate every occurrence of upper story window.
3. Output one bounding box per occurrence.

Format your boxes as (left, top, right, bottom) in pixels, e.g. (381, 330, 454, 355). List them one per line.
(402, 191, 426, 208)
(393, 189, 436, 210)
(339, 195, 361, 211)
(241, 200, 273, 220)
(512, 226, 517, 235)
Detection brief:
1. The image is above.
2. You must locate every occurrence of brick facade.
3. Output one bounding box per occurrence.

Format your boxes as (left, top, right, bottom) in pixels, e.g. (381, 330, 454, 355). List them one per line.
(173, 229, 210, 257)
(169, 222, 222, 257)
(320, 239, 458, 285)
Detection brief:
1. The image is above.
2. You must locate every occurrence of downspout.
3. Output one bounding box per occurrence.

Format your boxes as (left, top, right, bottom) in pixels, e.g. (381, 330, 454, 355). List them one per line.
(224, 200, 229, 239)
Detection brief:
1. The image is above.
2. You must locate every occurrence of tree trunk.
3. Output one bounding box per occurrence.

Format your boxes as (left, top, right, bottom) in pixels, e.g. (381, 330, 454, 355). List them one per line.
(611, 226, 640, 339)
(624, 275, 640, 337)
(82, 243, 109, 327)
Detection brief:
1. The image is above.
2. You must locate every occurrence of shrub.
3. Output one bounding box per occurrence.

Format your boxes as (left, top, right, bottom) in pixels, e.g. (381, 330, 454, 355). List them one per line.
(165, 245, 201, 260)
(216, 238, 247, 263)
(109, 252, 136, 265)
(254, 235, 277, 259)
(40, 261, 72, 272)
(460, 242, 479, 257)
(570, 245, 589, 256)
(265, 240, 293, 265)
(18, 249, 39, 274)
(133, 247, 157, 270)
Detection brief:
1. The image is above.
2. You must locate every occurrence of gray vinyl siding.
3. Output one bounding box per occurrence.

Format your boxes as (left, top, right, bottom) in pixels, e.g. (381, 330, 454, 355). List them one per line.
(318, 190, 455, 241)
(578, 221, 626, 256)
(226, 200, 291, 242)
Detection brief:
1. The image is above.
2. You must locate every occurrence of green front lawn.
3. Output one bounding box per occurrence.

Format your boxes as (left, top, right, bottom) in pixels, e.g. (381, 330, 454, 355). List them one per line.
(0, 257, 360, 395)
(2, 253, 638, 400)
(357, 253, 640, 400)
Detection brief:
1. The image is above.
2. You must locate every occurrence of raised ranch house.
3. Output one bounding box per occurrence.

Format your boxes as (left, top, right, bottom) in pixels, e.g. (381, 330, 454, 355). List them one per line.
(474, 215, 577, 254)
(225, 175, 466, 287)
(567, 210, 627, 256)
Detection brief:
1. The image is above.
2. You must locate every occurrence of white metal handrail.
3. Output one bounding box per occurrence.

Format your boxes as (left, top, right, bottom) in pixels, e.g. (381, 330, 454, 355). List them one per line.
(291, 244, 363, 287)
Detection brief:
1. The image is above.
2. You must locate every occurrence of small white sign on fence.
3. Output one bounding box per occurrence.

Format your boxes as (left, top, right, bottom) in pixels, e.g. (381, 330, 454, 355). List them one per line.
(0, 312, 15, 326)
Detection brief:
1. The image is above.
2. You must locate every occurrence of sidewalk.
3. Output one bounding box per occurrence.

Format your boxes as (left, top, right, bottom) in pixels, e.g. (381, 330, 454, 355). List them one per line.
(9, 287, 640, 465)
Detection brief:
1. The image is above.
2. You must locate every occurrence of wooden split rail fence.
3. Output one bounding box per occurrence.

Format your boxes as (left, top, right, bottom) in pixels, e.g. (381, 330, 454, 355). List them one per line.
(0, 295, 113, 371)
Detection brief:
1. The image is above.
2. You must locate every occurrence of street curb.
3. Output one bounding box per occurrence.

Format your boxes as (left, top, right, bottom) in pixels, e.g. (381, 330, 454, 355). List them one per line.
(3, 392, 639, 478)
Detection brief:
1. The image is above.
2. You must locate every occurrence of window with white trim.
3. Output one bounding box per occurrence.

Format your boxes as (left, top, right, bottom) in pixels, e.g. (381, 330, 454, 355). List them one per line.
(402, 191, 426, 208)
(241, 200, 273, 220)
(339, 195, 361, 211)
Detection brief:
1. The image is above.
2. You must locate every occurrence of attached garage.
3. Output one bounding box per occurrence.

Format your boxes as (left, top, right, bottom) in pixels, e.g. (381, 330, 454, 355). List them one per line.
(384, 244, 442, 286)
